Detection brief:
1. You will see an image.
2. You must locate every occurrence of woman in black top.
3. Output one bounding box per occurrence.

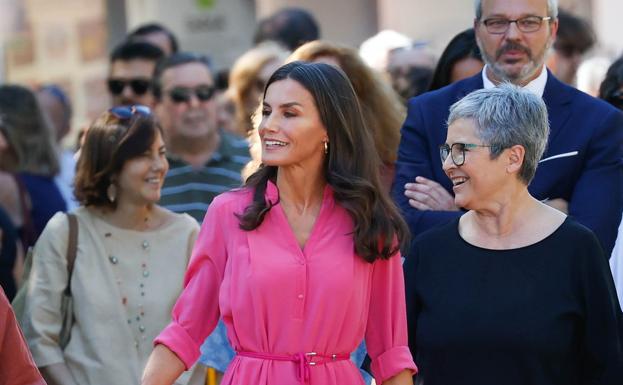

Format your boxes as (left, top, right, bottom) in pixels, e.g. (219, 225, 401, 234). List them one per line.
(404, 84, 623, 385)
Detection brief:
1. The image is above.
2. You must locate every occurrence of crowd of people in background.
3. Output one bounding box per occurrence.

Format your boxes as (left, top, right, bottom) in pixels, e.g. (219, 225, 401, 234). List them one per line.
(2, 0, 623, 384)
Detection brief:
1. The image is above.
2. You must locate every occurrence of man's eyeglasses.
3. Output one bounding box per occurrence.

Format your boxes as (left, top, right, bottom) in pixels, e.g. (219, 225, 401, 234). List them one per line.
(481, 16, 552, 34)
(167, 85, 216, 104)
(107, 78, 152, 96)
(109, 105, 151, 120)
(439, 142, 492, 166)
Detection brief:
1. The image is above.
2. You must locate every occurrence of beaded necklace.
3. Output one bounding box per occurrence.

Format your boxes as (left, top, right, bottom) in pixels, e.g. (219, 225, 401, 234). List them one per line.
(102, 229, 152, 346)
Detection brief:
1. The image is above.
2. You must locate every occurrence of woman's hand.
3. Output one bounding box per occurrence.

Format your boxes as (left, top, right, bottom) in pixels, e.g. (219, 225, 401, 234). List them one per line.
(142, 344, 186, 385)
(382, 369, 414, 385)
(405, 176, 459, 211)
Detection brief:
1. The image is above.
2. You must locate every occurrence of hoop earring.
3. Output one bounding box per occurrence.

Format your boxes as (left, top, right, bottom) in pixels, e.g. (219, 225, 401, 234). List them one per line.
(323, 141, 328, 155)
(107, 184, 117, 203)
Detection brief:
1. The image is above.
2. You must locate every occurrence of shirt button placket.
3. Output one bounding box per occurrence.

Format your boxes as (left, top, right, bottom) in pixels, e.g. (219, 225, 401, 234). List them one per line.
(294, 262, 306, 319)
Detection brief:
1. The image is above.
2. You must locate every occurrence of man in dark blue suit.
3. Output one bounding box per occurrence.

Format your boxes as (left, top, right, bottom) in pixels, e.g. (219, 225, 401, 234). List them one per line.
(392, 0, 623, 256)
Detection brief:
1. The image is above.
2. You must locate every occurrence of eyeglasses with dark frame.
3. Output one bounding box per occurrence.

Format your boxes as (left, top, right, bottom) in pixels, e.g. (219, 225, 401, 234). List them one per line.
(439, 142, 492, 166)
(107, 78, 152, 96)
(166, 85, 216, 104)
(481, 16, 552, 34)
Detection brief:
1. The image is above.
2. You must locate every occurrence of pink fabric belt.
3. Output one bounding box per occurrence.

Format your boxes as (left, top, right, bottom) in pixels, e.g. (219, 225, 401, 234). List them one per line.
(237, 350, 350, 384)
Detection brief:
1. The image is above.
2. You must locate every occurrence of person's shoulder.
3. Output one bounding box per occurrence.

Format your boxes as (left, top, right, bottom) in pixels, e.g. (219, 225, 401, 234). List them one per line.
(550, 217, 604, 261)
(160, 209, 200, 232)
(569, 87, 617, 110)
(549, 75, 620, 114)
(210, 188, 253, 213)
(554, 218, 610, 273)
(557, 217, 601, 245)
(37, 211, 72, 243)
(407, 73, 481, 108)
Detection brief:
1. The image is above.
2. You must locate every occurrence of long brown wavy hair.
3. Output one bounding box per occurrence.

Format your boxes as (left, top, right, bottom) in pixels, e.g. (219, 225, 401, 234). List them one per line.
(288, 40, 405, 165)
(237, 62, 409, 262)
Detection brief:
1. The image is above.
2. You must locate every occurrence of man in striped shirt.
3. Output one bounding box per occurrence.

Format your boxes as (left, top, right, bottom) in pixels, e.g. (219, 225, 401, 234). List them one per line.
(153, 52, 250, 223)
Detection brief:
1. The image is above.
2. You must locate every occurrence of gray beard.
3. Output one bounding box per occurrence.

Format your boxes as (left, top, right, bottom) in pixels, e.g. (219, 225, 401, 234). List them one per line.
(478, 39, 553, 85)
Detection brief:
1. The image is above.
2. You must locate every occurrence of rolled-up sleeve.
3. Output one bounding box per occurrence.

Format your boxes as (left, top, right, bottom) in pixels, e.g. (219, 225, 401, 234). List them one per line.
(366, 251, 418, 382)
(154, 196, 230, 369)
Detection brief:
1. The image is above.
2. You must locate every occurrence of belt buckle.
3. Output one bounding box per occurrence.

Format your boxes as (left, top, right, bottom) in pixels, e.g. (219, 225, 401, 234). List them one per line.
(305, 352, 317, 366)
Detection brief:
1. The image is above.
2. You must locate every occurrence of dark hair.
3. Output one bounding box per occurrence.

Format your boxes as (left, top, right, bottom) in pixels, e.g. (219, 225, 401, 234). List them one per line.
(554, 9, 595, 57)
(110, 40, 165, 64)
(128, 22, 179, 53)
(428, 28, 482, 91)
(238, 61, 409, 262)
(0, 85, 59, 176)
(253, 7, 320, 51)
(215, 68, 230, 91)
(74, 111, 161, 209)
(152, 52, 213, 99)
(599, 57, 623, 110)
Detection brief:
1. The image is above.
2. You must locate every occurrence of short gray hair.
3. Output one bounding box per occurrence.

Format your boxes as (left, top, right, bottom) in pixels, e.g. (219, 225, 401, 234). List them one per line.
(474, 0, 558, 20)
(447, 84, 549, 184)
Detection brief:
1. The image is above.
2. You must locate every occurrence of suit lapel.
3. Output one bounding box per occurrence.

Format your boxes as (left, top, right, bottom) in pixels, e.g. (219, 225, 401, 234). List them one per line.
(542, 71, 573, 146)
(456, 73, 484, 100)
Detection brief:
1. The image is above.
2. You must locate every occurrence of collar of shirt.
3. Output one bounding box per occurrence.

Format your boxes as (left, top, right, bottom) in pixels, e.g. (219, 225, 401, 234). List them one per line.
(481, 64, 548, 97)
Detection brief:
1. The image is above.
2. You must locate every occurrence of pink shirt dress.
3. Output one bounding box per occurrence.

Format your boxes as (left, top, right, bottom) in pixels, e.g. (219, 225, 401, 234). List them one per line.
(155, 182, 417, 384)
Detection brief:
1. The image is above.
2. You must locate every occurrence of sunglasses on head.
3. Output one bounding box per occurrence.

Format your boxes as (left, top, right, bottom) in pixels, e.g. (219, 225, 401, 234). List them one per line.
(167, 85, 216, 104)
(107, 78, 151, 96)
(109, 105, 151, 120)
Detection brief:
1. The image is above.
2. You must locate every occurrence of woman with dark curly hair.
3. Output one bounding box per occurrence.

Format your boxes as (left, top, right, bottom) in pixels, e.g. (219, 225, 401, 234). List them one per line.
(21, 106, 198, 385)
(143, 62, 416, 385)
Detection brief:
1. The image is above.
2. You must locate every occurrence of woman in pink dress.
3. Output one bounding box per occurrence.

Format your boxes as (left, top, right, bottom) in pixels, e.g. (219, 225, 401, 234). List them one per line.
(142, 61, 417, 385)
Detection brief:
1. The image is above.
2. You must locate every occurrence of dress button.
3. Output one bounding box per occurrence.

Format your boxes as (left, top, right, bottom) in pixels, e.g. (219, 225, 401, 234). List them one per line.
(297, 294, 304, 299)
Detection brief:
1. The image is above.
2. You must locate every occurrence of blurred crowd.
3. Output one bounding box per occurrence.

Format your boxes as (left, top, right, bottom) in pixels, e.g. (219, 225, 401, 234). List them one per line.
(2, 2, 623, 385)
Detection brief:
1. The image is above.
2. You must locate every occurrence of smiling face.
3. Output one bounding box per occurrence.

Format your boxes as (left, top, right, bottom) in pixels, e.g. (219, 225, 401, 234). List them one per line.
(442, 118, 509, 210)
(475, 0, 558, 85)
(259, 78, 328, 170)
(116, 130, 168, 206)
